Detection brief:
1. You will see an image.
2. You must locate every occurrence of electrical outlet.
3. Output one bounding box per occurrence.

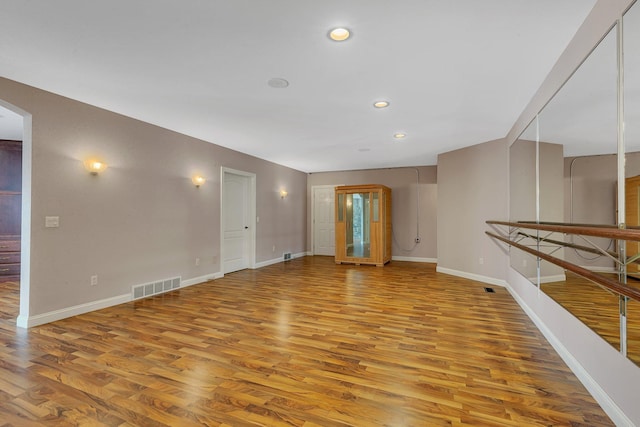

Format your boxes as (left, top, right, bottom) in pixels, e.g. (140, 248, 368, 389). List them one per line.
(195, 257, 200, 266)
(523, 259, 528, 267)
(479, 257, 484, 265)
(272, 245, 276, 252)
(90, 275, 98, 286)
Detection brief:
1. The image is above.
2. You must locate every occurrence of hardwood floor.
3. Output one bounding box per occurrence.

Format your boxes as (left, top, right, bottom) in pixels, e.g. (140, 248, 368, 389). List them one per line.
(0, 257, 612, 426)
(543, 271, 640, 366)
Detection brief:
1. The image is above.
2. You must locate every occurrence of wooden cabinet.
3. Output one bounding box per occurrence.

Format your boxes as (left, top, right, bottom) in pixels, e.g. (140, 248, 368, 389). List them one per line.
(335, 184, 391, 266)
(0, 140, 21, 280)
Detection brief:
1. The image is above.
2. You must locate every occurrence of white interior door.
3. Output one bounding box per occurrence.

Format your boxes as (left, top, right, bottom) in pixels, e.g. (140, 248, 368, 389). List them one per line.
(222, 170, 253, 273)
(313, 185, 337, 256)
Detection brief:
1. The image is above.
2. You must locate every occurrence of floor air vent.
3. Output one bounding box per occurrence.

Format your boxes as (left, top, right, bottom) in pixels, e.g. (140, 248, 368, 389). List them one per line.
(484, 287, 495, 293)
(132, 276, 181, 300)
(283, 252, 292, 261)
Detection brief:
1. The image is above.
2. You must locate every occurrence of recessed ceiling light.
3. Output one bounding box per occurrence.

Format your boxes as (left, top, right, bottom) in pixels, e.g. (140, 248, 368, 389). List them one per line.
(329, 27, 351, 41)
(267, 78, 289, 88)
(373, 101, 389, 108)
(394, 133, 406, 139)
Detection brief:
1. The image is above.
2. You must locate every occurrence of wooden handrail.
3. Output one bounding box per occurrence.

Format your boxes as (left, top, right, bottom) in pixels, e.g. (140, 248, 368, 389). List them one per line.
(486, 230, 640, 302)
(487, 220, 640, 241)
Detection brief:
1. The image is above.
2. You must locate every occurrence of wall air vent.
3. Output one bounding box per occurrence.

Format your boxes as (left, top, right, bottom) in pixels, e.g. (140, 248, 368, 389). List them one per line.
(132, 276, 181, 300)
(283, 252, 292, 261)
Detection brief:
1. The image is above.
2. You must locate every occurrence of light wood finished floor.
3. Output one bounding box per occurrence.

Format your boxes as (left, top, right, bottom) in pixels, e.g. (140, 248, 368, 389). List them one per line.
(0, 257, 612, 426)
(543, 271, 640, 366)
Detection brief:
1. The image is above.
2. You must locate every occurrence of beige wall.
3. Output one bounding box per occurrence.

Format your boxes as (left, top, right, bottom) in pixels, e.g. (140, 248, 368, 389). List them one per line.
(436, 138, 508, 284)
(306, 166, 437, 261)
(0, 77, 307, 323)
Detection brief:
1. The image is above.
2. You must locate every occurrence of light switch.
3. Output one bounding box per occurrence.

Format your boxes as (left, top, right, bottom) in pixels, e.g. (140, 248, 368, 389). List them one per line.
(45, 216, 60, 228)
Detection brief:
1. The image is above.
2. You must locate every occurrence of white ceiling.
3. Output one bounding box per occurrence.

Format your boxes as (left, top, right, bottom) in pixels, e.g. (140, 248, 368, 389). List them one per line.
(0, 0, 596, 172)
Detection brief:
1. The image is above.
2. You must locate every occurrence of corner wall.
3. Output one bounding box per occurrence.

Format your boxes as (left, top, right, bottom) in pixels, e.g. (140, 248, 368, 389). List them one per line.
(436, 138, 509, 285)
(0, 76, 307, 326)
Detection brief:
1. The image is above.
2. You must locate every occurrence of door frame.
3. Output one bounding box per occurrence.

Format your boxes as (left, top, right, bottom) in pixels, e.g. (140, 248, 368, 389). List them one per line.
(0, 100, 31, 328)
(220, 167, 256, 274)
(311, 184, 341, 256)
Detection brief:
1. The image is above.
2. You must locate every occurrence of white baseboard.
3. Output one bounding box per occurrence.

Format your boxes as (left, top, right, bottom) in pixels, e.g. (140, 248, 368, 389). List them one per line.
(253, 251, 307, 269)
(19, 272, 224, 328)
(392, 256, 437, 263)
(20, 293, 131, 328)
(526, 273, 567, 284)
(435, 266, 508, 287)
(505, 284, 633, 427)
(181, 272, 222, 287)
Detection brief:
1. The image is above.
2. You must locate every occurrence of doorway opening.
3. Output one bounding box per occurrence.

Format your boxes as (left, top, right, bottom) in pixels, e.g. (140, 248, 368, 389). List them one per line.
(0, 100, 32, 328)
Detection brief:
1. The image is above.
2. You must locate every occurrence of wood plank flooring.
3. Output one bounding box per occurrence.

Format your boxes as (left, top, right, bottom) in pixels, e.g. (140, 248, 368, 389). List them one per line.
(0, 257, 613, 426)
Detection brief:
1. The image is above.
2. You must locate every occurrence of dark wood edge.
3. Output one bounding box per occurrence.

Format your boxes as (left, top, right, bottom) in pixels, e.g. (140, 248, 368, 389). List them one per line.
(486, 231, 640, 302)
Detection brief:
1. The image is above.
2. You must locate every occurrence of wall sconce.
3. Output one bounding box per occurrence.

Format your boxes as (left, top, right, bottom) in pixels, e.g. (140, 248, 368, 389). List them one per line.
(280, 189, 288, 199)
(84, 159, 108, 175)
(192, 175, 206, 188)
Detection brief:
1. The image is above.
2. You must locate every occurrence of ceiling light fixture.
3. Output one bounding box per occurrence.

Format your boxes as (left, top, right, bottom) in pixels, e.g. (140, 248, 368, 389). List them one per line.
(393, 133, 407, 139)
(373, 101, 389, 108)
(267, 78, 289, 88)
(329, 27, 351, 41)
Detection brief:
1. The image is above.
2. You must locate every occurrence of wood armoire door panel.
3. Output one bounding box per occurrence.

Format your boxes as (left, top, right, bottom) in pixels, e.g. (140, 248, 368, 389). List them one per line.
(626, 176, 640, 273)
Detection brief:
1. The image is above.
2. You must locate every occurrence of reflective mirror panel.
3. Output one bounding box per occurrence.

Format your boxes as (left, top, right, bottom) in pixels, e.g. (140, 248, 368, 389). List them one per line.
(537, 141, 565, 283)
(625, 0, 640, 363)
(539, 25, 619, 353)
(346, 192, 370, 258)
(626, 1, 640, 156)
(509, 119, 539, 284)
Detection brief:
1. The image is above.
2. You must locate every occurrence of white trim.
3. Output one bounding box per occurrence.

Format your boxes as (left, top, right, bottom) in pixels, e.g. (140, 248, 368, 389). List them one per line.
(181, 272, 223, 287)
(392, 256, 437, 263)
(220, 167, 257, 273)
(19, 272, 224, 328)
(505, 282, 634, 427)
(20, 293, 131, 328)
(254, 251, 307, 269)
(0, 100, 32, 329)
(527, 273, 567, 284)
(435, 266, 508, 287)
